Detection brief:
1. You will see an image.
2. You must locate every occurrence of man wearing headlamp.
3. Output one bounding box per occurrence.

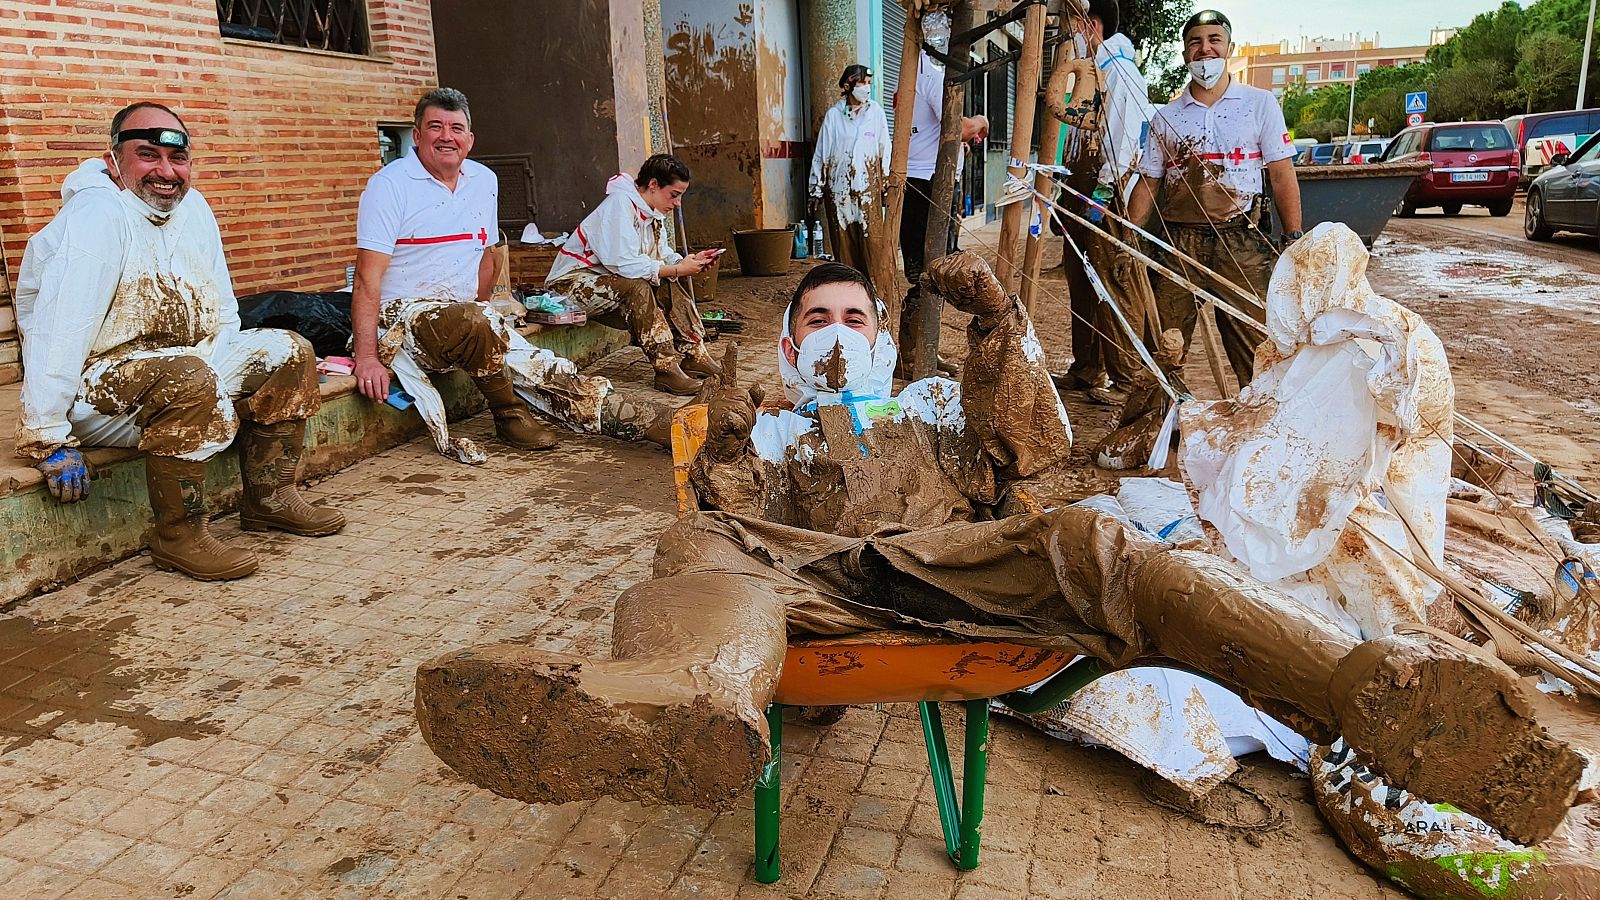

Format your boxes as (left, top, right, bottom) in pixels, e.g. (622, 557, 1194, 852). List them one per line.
(12, 101, 343, 581)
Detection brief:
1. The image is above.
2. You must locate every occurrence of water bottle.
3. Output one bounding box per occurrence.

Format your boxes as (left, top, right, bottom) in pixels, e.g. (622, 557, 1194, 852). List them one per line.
(811, 221, 826, 259)
(793, 223, 808, 259)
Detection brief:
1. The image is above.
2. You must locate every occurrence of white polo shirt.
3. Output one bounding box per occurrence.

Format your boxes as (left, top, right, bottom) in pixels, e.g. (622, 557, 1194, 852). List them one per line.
(356, 151, 497, 302)
(1139, 79, 1295, 221)
(906, 51, 946, 180)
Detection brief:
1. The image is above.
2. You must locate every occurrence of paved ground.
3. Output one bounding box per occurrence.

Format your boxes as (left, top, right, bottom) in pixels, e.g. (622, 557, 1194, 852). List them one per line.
(0, 243, 1428, 898)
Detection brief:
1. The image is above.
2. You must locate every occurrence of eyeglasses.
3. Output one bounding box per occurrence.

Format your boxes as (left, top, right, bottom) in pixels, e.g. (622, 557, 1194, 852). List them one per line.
(111, 127, 189, 149)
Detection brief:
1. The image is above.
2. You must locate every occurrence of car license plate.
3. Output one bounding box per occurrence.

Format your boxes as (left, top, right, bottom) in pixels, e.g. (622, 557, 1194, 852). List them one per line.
(1452, 172, 1491, 182)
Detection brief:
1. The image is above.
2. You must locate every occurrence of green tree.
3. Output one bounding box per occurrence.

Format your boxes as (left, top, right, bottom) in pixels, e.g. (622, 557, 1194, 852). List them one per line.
(1120, 0, 1190, 58)
(1149, 58, 1188, 104)
(1434, 58, 1512, 120)
(1428, 1, 1526, 73)
(1513, 30, 1582, 113)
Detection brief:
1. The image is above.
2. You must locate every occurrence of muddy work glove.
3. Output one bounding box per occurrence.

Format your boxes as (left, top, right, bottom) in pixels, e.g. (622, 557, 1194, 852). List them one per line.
(922, 250, 1014, 328)
(703, 344, 765, 462)
(37, 447, 91, 503)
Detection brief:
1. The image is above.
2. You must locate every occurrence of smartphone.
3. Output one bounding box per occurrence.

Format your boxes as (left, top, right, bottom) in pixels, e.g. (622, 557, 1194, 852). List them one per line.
(708, 248, 727, 258)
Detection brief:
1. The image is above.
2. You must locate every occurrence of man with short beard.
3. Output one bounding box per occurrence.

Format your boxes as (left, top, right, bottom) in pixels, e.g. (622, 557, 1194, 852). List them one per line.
(13, 102, 344, 581)
(353, 88, 673, 463)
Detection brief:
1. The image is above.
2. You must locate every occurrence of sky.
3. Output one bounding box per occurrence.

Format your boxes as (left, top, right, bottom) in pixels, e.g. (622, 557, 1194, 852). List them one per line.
(1211, 0, 1511, 49)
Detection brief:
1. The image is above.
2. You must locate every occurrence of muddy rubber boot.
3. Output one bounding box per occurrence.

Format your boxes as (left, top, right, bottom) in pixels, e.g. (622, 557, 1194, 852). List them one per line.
(653, 362, 704, 397)
(598, 393, 672, 449)
(145, 456, 259, 581)
(473, 373, 560, 450)
(238, 420, 346, 536)
(416, 571, 788, 809)
(1329, 634, 1588, 846)
(682, 353, 722, 379)
(1081, 505, 1593, 848)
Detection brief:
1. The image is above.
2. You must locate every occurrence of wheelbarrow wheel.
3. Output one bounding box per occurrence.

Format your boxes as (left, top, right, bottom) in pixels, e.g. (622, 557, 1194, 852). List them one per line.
(1486, 199, 1512, 218)
(1442, 203, 1463, 217)
(1394, 198, 1416, 219)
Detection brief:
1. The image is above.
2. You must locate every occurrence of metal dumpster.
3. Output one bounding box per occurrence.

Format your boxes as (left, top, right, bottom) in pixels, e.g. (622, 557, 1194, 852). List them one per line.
(1267, 161, 1432, 248)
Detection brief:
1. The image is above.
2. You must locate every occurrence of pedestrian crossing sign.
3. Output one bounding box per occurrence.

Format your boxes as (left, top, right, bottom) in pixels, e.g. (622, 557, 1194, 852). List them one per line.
(1405, 92, 1428, 114)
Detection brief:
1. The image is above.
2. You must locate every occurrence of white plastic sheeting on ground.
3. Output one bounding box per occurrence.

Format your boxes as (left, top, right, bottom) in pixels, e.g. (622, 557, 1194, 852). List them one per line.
(1180, 223, 1455, 638)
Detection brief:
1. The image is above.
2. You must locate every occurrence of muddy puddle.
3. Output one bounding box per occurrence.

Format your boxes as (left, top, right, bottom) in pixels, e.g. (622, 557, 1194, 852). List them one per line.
(1375, 237, 1600, 319)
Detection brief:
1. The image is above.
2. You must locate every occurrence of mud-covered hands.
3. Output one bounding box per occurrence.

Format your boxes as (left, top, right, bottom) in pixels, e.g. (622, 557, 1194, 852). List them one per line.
(704, 344, 764, 461)
(37, 447, 90, 503)
(353, 354, 392, 403)
(921, 250, 1013, 326)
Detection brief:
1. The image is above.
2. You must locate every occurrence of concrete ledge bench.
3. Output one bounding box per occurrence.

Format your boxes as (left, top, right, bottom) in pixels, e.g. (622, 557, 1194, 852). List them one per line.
(0, 322, 628, 605)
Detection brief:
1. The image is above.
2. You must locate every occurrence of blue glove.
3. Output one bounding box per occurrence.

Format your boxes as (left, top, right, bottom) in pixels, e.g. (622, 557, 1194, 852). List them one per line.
(37, 447, 90, 503)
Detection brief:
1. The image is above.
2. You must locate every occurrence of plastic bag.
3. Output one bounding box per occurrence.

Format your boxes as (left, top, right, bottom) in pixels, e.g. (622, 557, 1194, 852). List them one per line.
(237, 291, 353, 358)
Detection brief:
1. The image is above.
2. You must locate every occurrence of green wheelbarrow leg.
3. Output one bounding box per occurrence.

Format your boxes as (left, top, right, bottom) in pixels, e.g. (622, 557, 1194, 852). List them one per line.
(919, 701, 964, 862)
(955, 698, 990, 870)
(755, 704, 783, 884)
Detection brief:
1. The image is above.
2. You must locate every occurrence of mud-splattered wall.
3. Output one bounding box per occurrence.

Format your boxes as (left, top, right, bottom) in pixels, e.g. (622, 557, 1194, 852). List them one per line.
(435, 0, 656, 231)
(661, 0, 807, 255)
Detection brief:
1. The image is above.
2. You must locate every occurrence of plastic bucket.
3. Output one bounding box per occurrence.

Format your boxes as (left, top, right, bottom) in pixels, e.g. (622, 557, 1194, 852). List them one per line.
(732, 227, 795, 277)
(690, 246, 722, 300)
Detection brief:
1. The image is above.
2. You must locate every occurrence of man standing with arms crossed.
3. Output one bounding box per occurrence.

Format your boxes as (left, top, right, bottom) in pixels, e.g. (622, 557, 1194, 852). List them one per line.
(1127, 9, 1303, 388)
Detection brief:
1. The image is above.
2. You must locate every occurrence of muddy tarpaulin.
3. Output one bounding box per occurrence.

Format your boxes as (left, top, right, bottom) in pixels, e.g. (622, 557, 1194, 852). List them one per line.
(1181, 223, 1454, 637)
(237, 291, 353, 358)
(655, 505, 1351, 737)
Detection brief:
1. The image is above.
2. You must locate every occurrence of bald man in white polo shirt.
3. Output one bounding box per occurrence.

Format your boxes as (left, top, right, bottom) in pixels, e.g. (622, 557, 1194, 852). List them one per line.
(353, 88, 671, 464)
(1127, 9, 1303, 388)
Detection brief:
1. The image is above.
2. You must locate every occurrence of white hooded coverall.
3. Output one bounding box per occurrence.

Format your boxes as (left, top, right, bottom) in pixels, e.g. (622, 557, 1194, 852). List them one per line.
(14, 159, 319, 464)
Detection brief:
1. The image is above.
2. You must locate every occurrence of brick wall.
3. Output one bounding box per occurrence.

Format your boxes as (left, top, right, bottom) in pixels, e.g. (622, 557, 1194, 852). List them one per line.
(0, 0, 439, 386)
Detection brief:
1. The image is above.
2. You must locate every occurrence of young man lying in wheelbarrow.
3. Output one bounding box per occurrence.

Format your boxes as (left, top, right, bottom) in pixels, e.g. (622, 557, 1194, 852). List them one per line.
(415, 248, 1592, 848)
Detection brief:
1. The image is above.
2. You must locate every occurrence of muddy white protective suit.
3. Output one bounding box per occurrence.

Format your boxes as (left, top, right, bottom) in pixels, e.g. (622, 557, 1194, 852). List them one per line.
(14, 157, 341, 581)
(16, 159, 319, 463)
(415, 251, 1593, 849)
(809, 98, 890, 226)
(544, 174, 710, 387)
(808, 97, 891, 277)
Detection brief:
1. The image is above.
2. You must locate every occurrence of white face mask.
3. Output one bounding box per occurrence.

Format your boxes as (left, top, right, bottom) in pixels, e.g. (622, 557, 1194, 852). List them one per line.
(108, 154, 178, 225)
(1187, 57, 1227, 90)
(794, 323, 875, 401)
(851, 84, 872, 102)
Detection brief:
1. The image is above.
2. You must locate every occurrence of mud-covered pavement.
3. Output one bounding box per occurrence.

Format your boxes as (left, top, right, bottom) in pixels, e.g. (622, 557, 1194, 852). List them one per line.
(1373, 202, 1600, 485)
(7, 204, 1586, 899)
(0, 250, 1420, 899)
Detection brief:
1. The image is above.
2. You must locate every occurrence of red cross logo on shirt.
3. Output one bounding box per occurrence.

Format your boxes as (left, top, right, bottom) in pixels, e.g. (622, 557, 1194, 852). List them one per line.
(478, 228, 488, 246)
(1227, 147, 1247, 165)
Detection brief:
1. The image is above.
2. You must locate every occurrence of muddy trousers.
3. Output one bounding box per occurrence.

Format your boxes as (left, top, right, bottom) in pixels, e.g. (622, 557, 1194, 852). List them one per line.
(66, 328, 321, 462)
(416, 507, 1585, 845)
(383, 300, 664, 461)
(1150, 220, 1275, 388)
(546, 271, 709, 371)
(821, 191, 873, 274)
(1068, 212, 1157, 389)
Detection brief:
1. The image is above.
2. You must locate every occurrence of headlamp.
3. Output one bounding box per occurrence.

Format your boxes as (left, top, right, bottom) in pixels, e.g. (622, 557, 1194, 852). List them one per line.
(111, 127, 189, 149)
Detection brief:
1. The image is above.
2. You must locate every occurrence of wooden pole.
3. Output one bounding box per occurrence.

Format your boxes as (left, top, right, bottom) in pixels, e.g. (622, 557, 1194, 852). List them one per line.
(1019, 34, 1071, 311)
(993, 1, 1046, 294)
(905, 1, 974, 379)
(870, 6, 924, 339)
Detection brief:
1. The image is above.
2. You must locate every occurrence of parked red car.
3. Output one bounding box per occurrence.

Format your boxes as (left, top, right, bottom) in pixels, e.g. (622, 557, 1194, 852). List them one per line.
(1380, 121, 1520, 217)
